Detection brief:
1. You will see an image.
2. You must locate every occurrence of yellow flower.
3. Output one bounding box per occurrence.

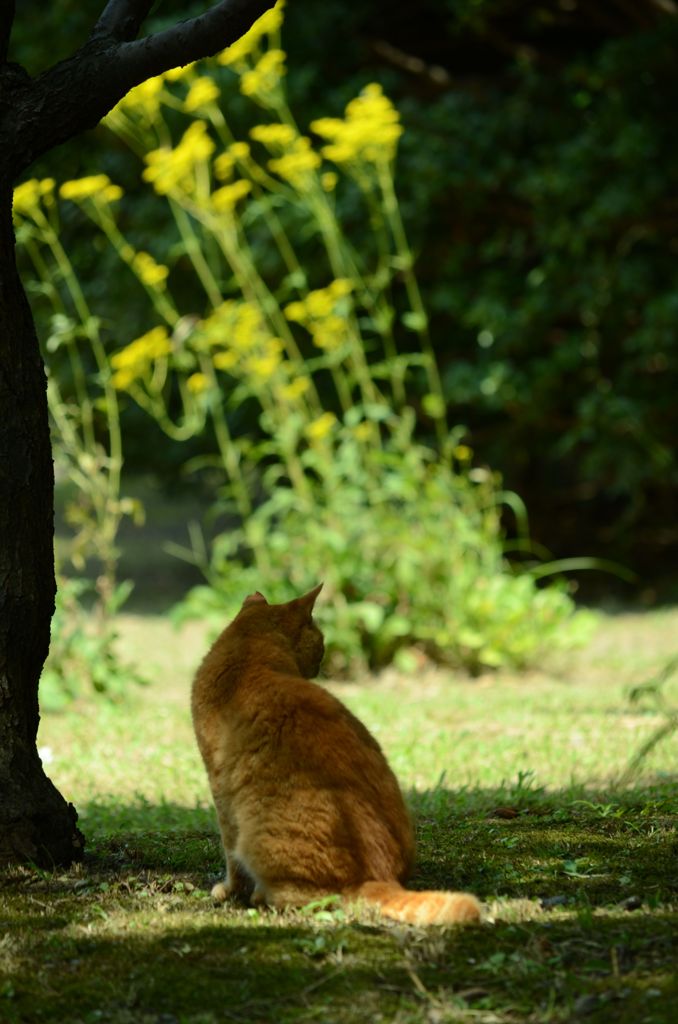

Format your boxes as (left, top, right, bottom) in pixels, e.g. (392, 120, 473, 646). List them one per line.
(232, 302, 263, 351)
(453, 444, 473, 462)
(311, 83, 403, 167)
(305, 411, 337, 442)
(103, 184, 124, 202)
(116, 76, 164, 119)
(164, 63, 196, 82)
(110, 366, 136, 391)
(183, 76, 220, 112)
(217, 1, 285, 66)
(305, 288, 334, 319)
(213, 350, 239, 371)
(213, 152, 235, 181)
(353, 421, 373, 442)
(250, 122, 296, 148)
(211, 179, 252, 213)
(199, 304, 292, 391)
(200, 300, 262, 353)
(278, 376, 311, 402)
(229, 141, 251, 161)
(186, 372, 209, 394)
(60, 175, 123, 203)
(240, 49, 286, 104)
(307, 283, 352, 318)
(309, 316, 346, 351)
(246, 355, 278, 379)
(132, 251, 169, 288)
(13, 178, 55, 218)
(267, 136, 320, 190)
(283, 300, 307, 323)
(245, 338, 283, 380)
(111, 327, 171, 366)
(200, 302, 237, 347)
(329, 278, 353, 298)
(143, 121, 215, 196)
(283, 282, 353, 345)
(321, 171, 338, 192)
(110, 326, 171, 390)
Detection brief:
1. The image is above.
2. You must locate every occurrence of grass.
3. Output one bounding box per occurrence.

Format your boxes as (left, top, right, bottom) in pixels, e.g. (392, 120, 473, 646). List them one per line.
(2, 606, 677, 1023)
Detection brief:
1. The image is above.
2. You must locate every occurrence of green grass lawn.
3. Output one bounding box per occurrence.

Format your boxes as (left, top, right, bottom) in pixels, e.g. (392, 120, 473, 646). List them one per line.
(2, 607, 677, 1023)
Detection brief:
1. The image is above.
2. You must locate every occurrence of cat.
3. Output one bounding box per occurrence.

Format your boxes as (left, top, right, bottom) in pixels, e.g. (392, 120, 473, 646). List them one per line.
(191, 584, 481, 925)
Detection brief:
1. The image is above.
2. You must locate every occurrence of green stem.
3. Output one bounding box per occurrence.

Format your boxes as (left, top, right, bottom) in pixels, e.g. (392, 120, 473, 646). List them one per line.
(362, 182, 404, 407)
(378, 163, 447, 449)
(171, 200, 224, 309)
(93, 206, 180, 328)
(198, 357, 253, 521)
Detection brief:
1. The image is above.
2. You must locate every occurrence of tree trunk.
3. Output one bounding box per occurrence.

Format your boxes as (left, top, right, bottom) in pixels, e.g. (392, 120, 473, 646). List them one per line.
(0, 0, 273, 868)
(0, 177, 83, 866)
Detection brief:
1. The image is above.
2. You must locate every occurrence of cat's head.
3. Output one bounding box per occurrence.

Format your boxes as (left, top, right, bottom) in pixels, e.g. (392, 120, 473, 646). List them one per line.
(237, 584, 325, 678)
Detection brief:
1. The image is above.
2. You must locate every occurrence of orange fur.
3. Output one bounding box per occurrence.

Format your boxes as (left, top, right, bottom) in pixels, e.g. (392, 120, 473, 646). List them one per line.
(191, 585, 481, 925)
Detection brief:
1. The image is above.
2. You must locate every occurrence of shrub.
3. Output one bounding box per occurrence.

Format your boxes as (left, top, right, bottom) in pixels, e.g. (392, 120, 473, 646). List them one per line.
(15, 2, 594, 676)
(41, 578, 145, 710)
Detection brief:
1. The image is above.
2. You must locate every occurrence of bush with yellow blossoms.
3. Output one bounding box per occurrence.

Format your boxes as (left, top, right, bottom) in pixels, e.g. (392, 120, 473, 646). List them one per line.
(15, 0, 593, 681)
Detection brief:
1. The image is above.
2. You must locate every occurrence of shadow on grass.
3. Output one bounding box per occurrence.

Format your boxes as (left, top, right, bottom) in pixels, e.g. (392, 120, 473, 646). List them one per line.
(77, 777, 678, 908)
(2, 895, 677, 1024)
(2, 780, 677, 1023)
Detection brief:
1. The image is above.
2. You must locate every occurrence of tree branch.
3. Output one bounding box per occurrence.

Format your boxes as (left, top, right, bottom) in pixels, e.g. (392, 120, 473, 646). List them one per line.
(92, 0, 156, 43)
(117, 0, 275, 81)
(0, 0, 15, 64)
(8, 0, 275, 178)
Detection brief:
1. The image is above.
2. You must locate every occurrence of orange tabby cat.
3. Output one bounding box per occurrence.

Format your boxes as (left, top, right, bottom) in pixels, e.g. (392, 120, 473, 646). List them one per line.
(191, 585, 481, 925)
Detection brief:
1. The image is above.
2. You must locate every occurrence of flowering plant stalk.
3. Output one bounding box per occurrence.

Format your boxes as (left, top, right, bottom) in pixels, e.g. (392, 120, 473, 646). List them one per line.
(16, 1, 594, 674)
(13, 176, 146, 701)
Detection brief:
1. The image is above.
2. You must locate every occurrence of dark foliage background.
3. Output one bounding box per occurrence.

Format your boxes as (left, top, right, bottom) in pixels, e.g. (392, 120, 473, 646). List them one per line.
(12, 0, 678, 597)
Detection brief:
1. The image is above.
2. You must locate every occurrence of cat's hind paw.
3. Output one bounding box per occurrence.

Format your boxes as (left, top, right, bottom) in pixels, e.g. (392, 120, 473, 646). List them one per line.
(251, 885, 268, 907)
(211, 881, 229, 904)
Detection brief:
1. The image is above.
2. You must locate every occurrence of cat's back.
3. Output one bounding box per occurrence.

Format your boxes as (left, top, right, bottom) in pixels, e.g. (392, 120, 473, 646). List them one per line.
(191, 619, 246, 712)
(238, 667, 383, 769)
(193, 615, 398, 805)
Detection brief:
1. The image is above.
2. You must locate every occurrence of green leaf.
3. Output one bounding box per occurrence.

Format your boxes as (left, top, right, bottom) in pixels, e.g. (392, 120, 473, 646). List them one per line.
(422, 393, 446, 419)
(402, 310, 428, 332)
(354, 602, 385, 633)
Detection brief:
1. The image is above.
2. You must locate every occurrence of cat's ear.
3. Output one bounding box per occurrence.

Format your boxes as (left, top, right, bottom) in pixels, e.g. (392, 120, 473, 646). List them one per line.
(243, 591, 268, 607)
(295, 582, 323, 615)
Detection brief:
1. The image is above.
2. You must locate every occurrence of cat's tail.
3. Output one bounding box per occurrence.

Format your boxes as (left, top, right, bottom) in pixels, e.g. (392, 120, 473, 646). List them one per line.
(355, 880, 481, 925)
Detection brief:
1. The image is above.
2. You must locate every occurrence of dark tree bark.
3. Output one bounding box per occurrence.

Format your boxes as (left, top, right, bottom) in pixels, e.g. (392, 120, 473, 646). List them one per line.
(0, 0, 275, 867)
(0, 174, 83, 865)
